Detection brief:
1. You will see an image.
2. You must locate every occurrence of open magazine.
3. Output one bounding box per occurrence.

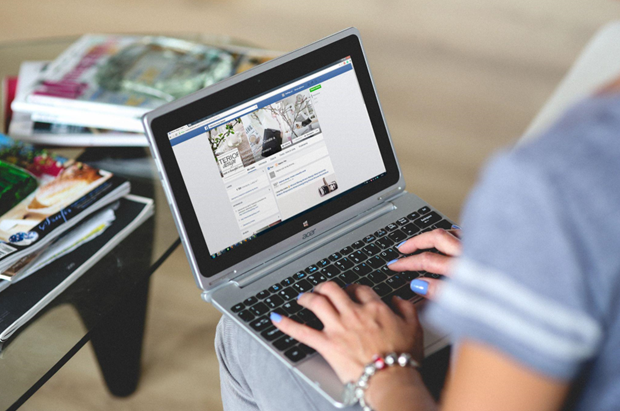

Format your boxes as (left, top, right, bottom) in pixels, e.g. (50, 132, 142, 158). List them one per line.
(10, 34, 281, 134)
(0, 134, 130, 274)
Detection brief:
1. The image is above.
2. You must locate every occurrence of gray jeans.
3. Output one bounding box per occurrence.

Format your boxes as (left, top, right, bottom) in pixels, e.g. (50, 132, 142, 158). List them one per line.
(215, 315, 362, 411)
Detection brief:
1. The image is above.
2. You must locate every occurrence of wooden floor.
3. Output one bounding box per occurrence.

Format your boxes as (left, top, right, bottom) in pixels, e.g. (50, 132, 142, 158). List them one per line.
(2, 0, 620, 410)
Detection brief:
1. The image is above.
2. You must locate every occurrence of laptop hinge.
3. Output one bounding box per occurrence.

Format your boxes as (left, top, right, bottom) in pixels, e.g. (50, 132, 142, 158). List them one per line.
(232, 200, 397, 289)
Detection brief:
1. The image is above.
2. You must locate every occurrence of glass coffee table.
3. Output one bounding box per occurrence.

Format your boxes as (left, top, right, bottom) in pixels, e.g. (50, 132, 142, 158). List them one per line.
(0, 34, 253, 410)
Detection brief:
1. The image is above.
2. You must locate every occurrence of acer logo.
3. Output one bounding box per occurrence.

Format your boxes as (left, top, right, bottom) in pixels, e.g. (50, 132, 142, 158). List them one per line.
(302, 229, 316, 240)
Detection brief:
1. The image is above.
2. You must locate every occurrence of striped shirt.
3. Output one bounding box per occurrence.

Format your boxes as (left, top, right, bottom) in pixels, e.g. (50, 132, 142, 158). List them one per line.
(426, 94, 620, 410)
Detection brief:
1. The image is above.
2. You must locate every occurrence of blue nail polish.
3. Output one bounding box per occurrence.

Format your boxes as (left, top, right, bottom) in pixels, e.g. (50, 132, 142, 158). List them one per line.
(297, 292, 304, 300)
(410, 279, 429, 295)
(387, 259, 399, 266)
(397, 241, 407, 249)
(451, 224, 461, 230)
(270, 312, 283, 323)
(344, 283, 351, 288)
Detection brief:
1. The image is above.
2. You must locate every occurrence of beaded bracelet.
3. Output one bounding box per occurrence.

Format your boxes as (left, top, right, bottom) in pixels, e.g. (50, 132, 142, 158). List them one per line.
(342, 353, 420, 411)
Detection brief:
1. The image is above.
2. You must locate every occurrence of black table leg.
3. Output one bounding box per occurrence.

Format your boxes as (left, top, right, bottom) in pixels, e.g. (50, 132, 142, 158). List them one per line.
(88, 277, 151, 397)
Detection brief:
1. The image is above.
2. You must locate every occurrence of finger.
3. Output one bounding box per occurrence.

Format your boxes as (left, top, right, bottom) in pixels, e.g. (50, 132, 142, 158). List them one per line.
(391, 296, 419, 324)
(297, 291, 341, 325)
(345, 284, 381, 304)
(447, 228, 461, 239)
(397, 228, 462, 257)
(409, 278, 443, 300)
(271, 312, 326, 350)
(312, 281, 356, 314)
(388, 251, 453, 276)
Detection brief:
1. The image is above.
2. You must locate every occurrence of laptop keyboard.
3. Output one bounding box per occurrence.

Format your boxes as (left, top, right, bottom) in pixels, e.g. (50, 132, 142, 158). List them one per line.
(230, 206, 453, 364)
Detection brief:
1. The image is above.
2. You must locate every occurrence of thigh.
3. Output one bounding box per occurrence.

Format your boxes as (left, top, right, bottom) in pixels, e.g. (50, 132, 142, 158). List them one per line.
(216, 315, 360, 411)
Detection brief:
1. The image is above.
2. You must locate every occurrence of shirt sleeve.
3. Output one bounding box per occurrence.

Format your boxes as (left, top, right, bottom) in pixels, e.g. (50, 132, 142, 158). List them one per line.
(424, 149, 603, 380)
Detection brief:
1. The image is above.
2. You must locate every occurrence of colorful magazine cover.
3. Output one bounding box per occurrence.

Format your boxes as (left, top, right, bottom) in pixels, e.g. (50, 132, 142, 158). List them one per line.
(0, 133, 129, 272)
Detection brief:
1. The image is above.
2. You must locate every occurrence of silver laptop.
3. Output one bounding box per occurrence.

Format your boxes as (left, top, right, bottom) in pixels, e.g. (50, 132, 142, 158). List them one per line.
(143, 27, 450, 407)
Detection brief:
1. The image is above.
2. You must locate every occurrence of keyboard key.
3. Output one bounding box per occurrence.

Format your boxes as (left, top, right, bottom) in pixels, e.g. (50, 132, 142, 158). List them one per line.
(249, 302, 270, 317)
(418, 206, 431, 215)
(335, 257, 354, 271)
(281, 277, 295, 287)
(257, 290, 270, 299)
(388, 230, 407, 243)
(374, 228, 387, 237)
(402, 271, 419, 281)
(402, 223, 420, 237)
(305, 265, 319, 274)
(339, 270, 358, 284)
(328, 252, 342, 261)
(282, 301, 302, 315)
(298, 309, 319, 323)
(358, 277, 374, 287)
(243, 296, 258, 306)
(340, 246, 354, 255)
(349, 250, 367, 264)
(396, 217, 409, 226)
(363, 235, 376, 243)
(273, 335, 297, 351)
(279, 287, 298, 301)
(385, 223, 398, 232)
(414, 212, 442, 228)
(250, 316, 271, 332)
(261, 327, 284, 341)
(376, 237, 394, 249)
(265, 295, 284, 309)
(434, 219, 453, 230)
(352, 263, 372, 276)
(284, 346, 307, 362)
(307, 274, 327, 286)
(332, 277, 346, 288)
(380, 248, 400, 261)
(362, 243, 381, 257)
(321, 265, 340, 278)
(238, 309, 254, 322)
(368, 271, 387, 284)
(395, 284, 417, 300)
(372, 283, 392, 297)
(269, 284, 282, 293)
(386, 274, 406, 289)
(293, 272, 307, 280)
(231, 303, 245, 313)
(318, 258, 330, 267)
(307, 319, 324, 331)
(406, 211, 420, 220)
(367, 255, 385, 269)
(292, 279, 312, 293)
(352, 240, 365, 249)
(299, 343, 317, 355)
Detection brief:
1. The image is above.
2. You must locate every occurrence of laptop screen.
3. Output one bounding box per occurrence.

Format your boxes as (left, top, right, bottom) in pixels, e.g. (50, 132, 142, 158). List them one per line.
(167, 56, 387, 260)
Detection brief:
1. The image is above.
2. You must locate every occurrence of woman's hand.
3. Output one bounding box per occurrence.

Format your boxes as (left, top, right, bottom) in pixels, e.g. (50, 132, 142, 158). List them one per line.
(271, 282, 423, 385)
(389, 228, 462, 299)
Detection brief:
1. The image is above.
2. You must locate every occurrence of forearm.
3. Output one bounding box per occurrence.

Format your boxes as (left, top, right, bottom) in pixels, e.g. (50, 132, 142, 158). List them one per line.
(365, 367, 438, 411)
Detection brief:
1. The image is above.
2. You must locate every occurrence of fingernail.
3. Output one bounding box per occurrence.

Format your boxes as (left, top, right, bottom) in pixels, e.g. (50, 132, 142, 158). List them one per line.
(410, 279, 428, 295)
(387, 259, 399, 266)
(344, 283, 351, 288)
(397, 241, 407, 249)
(270, 312, 283, 323)
(451, 224, 461, 230)
(297, 292, 304, 300)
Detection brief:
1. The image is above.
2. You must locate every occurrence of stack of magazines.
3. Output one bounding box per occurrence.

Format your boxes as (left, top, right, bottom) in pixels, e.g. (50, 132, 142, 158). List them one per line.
(3, 34, 280, 146)
(0, 134, 154, 344)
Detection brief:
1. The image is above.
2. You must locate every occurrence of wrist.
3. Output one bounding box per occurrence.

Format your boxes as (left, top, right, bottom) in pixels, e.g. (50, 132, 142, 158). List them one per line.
(364, 366, 423, 408)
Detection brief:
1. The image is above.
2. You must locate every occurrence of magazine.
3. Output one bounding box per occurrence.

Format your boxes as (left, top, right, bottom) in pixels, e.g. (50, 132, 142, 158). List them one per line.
(10, 35, 281, 135)
(0, 133, 130, 272)
(0, 194, 154, 345)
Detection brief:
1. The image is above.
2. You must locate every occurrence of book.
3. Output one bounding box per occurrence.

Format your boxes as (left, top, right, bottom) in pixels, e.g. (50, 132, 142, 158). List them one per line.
(0, 133, 130, 272)
(9, 35, 281, 137)
(0, 194, 154, 345)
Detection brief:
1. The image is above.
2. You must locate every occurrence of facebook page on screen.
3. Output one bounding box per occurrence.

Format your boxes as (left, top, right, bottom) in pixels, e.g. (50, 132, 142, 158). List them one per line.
(168, 57, 386, 258)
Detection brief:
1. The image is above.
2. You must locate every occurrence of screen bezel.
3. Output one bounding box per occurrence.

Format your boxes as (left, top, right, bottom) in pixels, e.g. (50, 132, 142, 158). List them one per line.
(148, 33, 400, 278)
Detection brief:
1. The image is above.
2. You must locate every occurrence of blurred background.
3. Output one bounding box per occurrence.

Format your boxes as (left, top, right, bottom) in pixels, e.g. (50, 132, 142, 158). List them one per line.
(3, 0, 619, 409)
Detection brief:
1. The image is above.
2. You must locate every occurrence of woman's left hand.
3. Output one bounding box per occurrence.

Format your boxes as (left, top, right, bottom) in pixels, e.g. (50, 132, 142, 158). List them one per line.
(271, 282, 423, 385)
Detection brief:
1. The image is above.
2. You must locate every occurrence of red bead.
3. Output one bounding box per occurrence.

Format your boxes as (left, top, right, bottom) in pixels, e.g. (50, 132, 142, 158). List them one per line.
(374, 357, 386, 370)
